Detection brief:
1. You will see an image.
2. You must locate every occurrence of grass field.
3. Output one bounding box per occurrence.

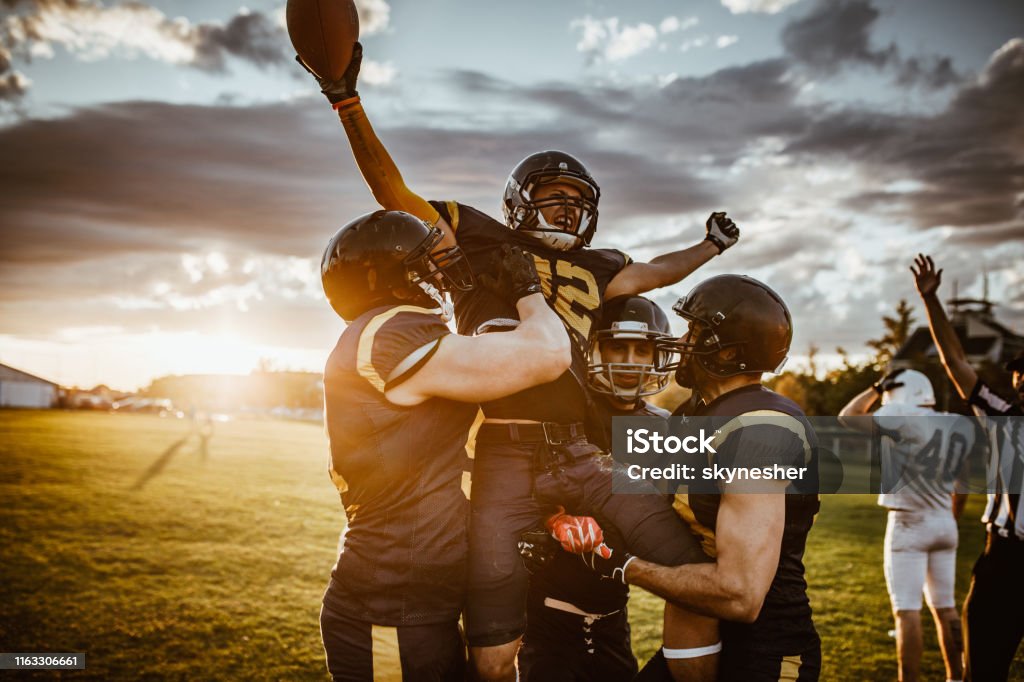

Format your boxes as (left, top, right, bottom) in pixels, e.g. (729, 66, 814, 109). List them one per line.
(1, 410, 1022, 680)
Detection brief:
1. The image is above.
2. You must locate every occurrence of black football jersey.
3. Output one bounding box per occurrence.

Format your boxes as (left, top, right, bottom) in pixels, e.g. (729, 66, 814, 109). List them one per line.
(530, 397, 670, 615)
(322, 304, 477, 626)
(431, 200, 630, 422)
(671, 385, 821, 656)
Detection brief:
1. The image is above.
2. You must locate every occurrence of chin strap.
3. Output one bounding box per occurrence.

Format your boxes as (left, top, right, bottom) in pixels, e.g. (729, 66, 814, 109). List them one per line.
(520, 229, 582, 251)
(418, 281, 453, 322)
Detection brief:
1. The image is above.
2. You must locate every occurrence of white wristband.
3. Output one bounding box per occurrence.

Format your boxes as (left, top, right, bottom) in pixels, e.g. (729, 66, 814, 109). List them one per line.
(662, 642, 723, 659)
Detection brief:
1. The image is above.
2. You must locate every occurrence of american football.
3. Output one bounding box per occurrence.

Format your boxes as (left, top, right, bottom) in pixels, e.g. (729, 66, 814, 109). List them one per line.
(286, 0, 359, 81)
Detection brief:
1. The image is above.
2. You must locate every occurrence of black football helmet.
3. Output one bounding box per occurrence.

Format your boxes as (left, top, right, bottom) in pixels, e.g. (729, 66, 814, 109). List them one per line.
(588, 296, 675, 404)
(502, 150, 600, 251)
(661, 275, 792, 385)
(321, 210, 474, 321)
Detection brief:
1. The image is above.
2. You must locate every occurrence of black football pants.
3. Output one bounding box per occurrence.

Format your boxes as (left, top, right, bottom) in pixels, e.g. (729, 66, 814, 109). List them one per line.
(465, 438, 709, 647)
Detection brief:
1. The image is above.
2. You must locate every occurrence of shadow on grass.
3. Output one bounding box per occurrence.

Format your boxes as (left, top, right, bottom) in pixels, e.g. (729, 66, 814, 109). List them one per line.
(131, 435, 191, 490)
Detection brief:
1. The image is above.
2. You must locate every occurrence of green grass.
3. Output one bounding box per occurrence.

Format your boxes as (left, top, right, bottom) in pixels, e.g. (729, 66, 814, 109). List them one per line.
(1, 411, 1021, 680)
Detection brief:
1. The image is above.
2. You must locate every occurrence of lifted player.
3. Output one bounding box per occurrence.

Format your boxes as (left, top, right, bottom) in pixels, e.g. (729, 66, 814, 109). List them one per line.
(582, 276, 823, 682)
(308, 45, 737, 681)
(319, 210, 577, 680)
(518, 296, 681, 681)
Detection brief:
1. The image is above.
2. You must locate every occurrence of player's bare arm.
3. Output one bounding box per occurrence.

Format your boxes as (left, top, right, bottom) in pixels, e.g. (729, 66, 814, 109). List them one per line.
(304, 41, 458, 249)
(624, 481, 787, 622)
(386, 294, 569, 405)
(838, 369, 906, 433)
(387, 246, 570, 405)
(837, 387, 879, 433)
(911, 254, 978, 398)
(605, 212, 740, 298)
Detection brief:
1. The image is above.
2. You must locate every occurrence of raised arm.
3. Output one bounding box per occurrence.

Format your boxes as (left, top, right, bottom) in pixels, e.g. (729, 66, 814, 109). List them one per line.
(386, 245, 570, 405)
(386, 294, 569, 405)
(911, 254, 978, 399)
(838, 370, 909, 432)
(305, 43, 453, 241)
(605, 212, 739, 298)
(837, 386, 879, 433)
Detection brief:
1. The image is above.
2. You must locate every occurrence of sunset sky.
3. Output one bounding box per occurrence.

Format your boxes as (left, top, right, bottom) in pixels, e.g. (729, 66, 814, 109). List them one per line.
(1, 0, 1022, 390)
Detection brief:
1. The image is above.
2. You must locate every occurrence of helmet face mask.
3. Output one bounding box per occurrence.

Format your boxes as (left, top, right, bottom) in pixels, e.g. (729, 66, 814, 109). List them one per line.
(659, 275, 792, 386)
(588, 297, 674, 406)
(503, 152, 600, 251)
(321, 211, 474, 321)
(403, 227, 474, 294)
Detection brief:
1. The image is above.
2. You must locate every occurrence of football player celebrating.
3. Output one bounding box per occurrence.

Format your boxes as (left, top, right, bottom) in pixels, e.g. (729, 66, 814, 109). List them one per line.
(581, 275, 823, 682)
(319, 210, 578, 680)
(911, 254, 1024, 682)
(517, 296, 678, 681)
(307, 45, 735, 681)
(839, 369, 974, 682)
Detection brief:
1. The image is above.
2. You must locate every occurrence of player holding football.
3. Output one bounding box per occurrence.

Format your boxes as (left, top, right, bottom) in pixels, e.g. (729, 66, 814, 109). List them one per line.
(517, 296, 677, 681)
(319, 210, 580, 680)
(579, 275, 823, 682)
(839, 369, 974, 682)
(304, 44, 737, 681)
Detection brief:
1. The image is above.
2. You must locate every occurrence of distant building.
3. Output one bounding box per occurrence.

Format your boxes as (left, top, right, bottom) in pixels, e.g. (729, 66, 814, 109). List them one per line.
(0, 363, 61, 408)
(893, 297, 1024, 411)
(894, 297, 1024, 369)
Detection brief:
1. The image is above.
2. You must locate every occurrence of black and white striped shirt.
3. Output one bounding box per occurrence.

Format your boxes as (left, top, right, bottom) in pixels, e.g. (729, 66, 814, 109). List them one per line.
(969, 380, 1024, 540)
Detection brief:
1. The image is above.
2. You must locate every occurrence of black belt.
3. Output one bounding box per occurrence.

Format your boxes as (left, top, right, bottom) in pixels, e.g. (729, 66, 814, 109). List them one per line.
(477, 422, 587, 446)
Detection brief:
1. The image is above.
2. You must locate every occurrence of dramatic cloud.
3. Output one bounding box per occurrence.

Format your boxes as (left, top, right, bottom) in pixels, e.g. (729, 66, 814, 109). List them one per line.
(0, 66, 27, 100)
(1, 2, 1020, 384)
(781, 0, 961, 88)
(789, 38, 1024, 231)
(570, 14, 698, 63)
(355, 0, 390, 36)
(0, 0, 290, 99)
(658, 16, 698, 34)
(360, 59, 396, 86)
(719, 0, 803, 15)
(571, 16, 658, 63)
(0, 100, 364, 265)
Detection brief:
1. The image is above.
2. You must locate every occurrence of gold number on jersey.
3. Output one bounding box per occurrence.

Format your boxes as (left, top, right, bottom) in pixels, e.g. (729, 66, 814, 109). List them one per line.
(530, 255, 600, 340)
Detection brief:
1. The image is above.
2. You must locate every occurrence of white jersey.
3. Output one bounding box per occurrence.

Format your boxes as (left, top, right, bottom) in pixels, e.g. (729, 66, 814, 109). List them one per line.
(874, 403, 975, 511)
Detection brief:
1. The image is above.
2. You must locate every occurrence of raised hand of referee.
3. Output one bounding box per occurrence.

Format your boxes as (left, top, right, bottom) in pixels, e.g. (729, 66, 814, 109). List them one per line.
(911, 253, 942, 298)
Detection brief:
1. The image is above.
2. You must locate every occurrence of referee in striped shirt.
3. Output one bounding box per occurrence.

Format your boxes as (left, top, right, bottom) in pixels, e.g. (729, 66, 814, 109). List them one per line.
(913, 254, 1023, 681)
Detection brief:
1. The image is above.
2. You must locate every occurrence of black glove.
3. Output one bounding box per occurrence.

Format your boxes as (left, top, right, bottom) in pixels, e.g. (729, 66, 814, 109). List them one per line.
(477, 244, 543, 305)
(872, 368, 906, 395)
(578, 542, 635, 585)
(296, 41, 362, 105)
(705, 212, 740, 254)
(518, 530, 558, 575)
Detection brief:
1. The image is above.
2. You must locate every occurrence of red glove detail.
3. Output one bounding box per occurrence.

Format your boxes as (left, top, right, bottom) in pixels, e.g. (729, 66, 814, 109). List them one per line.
(545, 506, 605, 554)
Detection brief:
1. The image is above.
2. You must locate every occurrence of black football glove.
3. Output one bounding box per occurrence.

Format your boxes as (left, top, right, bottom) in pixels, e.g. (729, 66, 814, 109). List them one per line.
(578, 542, 635, 585)
(705, 212, 740, 254)
(872, 368, 906, 395)
(518, 529, 558, 575)
(477, 244, 543, 305)
(296, 41, 362, 105)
